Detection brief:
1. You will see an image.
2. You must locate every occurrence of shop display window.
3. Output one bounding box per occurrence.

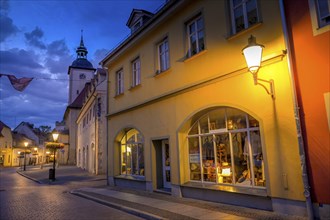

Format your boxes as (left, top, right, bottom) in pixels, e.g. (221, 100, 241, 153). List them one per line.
(187, 107, 265, 188)
(189, 137, 201, 181)
(120, 129, 145, 176)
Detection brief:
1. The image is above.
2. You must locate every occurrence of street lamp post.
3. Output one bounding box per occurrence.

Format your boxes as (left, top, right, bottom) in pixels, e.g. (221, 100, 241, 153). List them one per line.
(18, 151, 21, 168)
(50, 132, 59, 181)
(23, 142, 28, 171)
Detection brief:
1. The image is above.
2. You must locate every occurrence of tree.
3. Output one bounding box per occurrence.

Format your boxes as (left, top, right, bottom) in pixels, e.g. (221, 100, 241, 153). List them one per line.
(39, 125, 51, 133)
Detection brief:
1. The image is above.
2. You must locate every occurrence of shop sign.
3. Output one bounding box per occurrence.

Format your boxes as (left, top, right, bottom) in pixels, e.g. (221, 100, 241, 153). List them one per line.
(189, 154, 200, 163)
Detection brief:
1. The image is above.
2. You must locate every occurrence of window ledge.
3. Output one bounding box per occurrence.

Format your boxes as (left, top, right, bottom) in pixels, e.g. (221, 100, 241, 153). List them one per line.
(183, 49, 207, 63)
(226, 22, 263, 41)
(114, 93, 124, 99)
(115, 175, 146, 182)
(154, 68, 172, 77)
(129, 84, 142, 91)
(182, 181, 267, 197)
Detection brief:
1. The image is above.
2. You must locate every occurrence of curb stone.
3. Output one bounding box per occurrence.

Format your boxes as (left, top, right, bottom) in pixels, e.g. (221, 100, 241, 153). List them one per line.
(71, 189, 167, 220)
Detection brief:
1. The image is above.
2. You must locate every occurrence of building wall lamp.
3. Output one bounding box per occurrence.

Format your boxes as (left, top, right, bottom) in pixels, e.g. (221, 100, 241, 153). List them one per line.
(242, 35, 275, 99)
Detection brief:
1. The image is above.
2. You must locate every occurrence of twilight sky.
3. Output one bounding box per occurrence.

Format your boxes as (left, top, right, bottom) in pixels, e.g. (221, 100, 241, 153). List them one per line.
(0, 0, 165, 130)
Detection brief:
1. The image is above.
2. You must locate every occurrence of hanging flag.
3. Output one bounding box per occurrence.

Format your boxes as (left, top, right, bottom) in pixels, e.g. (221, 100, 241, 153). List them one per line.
(6, 75, 34, 92)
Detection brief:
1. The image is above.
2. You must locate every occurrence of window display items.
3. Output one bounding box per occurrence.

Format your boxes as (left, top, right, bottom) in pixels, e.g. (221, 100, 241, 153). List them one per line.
(187, 107, 265, 188)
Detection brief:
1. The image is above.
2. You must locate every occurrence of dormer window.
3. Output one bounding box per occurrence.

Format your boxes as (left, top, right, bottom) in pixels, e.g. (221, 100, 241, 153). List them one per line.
(132, 19, 142, 33)
(127, 9, 154, 34)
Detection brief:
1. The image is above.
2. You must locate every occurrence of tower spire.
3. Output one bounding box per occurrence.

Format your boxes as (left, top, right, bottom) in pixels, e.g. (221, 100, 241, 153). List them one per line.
(76, 29, 88, 59)
(80, 29, 85, 47)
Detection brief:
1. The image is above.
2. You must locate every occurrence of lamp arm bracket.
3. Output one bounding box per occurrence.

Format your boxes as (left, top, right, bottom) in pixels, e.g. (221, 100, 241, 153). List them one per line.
(256, 79, 275, 99)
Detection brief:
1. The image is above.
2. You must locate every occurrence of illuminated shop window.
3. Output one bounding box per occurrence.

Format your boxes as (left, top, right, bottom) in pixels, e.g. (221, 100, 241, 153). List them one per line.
(120, 129, 145, 177)
(229, 0, 260, 35)
(187, 107, 265, 187)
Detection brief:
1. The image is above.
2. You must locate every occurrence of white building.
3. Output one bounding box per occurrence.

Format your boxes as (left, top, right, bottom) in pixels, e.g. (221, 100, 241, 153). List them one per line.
(76, 68, 107, 174)
(63, 34, 95, 165)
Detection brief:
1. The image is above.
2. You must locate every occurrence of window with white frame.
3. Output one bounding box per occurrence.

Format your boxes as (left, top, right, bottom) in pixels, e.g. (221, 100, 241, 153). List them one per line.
(116, 69, 124, 95)
(187, 107, 265, 187)
(158, 37, 170, 73)
(187, 15, 205, 57)
(308, 0, 330, 35)
(131, 58, 141, 87)
(120, 128, 144, 177)
(229, 0, 260, 35)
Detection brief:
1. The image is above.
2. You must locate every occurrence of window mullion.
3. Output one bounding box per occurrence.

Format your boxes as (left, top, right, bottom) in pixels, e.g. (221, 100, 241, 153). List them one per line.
(229, 132, 236, 184)
(243, 1, 249, 29)
(230, 0, 236, 34)
(195, 21, 199, 52)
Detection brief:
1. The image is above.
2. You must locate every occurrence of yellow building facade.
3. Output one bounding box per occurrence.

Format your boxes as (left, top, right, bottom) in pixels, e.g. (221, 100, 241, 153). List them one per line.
(0, 121, 13, 167)
(101, 0, 307, 216)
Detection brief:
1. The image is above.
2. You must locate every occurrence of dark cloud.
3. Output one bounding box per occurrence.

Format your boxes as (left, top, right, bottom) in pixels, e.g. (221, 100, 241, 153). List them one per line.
(0, 74, 68, 129)
(47, 39, 70, 57)
(45, 39, 73, 74)
(0, 0, 19, 42)
(24, 26, 46, 49)
(45, 55, 73, 74)
(0, 15, 19, 42)
(0, 0, 10, 12)
(0, 49, 43, 75)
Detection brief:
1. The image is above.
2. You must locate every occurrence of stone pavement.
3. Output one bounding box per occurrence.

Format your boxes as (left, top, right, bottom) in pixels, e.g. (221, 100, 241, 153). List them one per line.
(16, 165, 306, 220)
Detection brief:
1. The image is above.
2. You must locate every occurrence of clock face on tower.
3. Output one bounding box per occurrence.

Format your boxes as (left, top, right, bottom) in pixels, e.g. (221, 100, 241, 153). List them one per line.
(79, 73, 86, 79)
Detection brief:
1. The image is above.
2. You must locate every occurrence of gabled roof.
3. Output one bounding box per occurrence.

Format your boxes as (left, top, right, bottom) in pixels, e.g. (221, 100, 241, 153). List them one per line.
(13, 121, 34, 132)
(68, 84, 88, 109)
(126, 9, 154, 28)
(100, 0, 182, 66)
(0, 121, 11, 137)
(96, 68, 106, 76)
(12, 132, 36, 148)
(0, 121, 11, 131)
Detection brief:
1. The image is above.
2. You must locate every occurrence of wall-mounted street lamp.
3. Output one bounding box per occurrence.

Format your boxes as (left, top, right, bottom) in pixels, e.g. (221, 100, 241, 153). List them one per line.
(23, 142, 28, 171)
(242, 35, 275, 99)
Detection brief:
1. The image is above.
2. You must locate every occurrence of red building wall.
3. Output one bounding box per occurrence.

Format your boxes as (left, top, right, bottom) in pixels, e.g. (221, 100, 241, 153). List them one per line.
(283, 0, 330, 204)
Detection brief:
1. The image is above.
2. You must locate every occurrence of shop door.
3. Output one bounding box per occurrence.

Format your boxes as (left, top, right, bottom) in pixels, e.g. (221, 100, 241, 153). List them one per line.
(162, 140, 171, 188)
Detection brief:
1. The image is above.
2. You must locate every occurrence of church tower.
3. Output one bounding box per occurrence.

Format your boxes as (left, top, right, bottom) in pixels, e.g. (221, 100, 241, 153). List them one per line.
(68, 31, 95, 105)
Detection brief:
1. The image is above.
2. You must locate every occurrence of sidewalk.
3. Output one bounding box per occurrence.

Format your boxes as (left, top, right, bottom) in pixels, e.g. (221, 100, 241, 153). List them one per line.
(17, 165, 305, 220)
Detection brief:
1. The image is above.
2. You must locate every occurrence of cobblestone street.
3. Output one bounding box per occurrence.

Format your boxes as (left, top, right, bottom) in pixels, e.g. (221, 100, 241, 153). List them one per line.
(0, 166, 143, 220)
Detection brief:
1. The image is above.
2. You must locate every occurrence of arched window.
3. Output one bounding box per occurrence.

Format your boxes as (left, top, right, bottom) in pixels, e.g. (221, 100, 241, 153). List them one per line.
(187, 107, 265, 187)
(120, 128, 144, 176)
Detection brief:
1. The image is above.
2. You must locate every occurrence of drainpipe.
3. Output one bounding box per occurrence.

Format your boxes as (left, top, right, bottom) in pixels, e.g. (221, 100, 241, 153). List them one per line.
(279, 0, 314, 219)
(103, 66, 109, 186)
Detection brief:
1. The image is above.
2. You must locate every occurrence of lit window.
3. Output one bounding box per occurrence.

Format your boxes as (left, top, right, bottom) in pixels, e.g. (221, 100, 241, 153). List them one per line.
(187, 15, 205, 57)
(120, 129, 144, 177)
(187, 107, 265, 187)
(131, 58, 141, 87)
(158, 38, 170, 73)
(116, 69, 124, 95)
(229, 0, 260, 35)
